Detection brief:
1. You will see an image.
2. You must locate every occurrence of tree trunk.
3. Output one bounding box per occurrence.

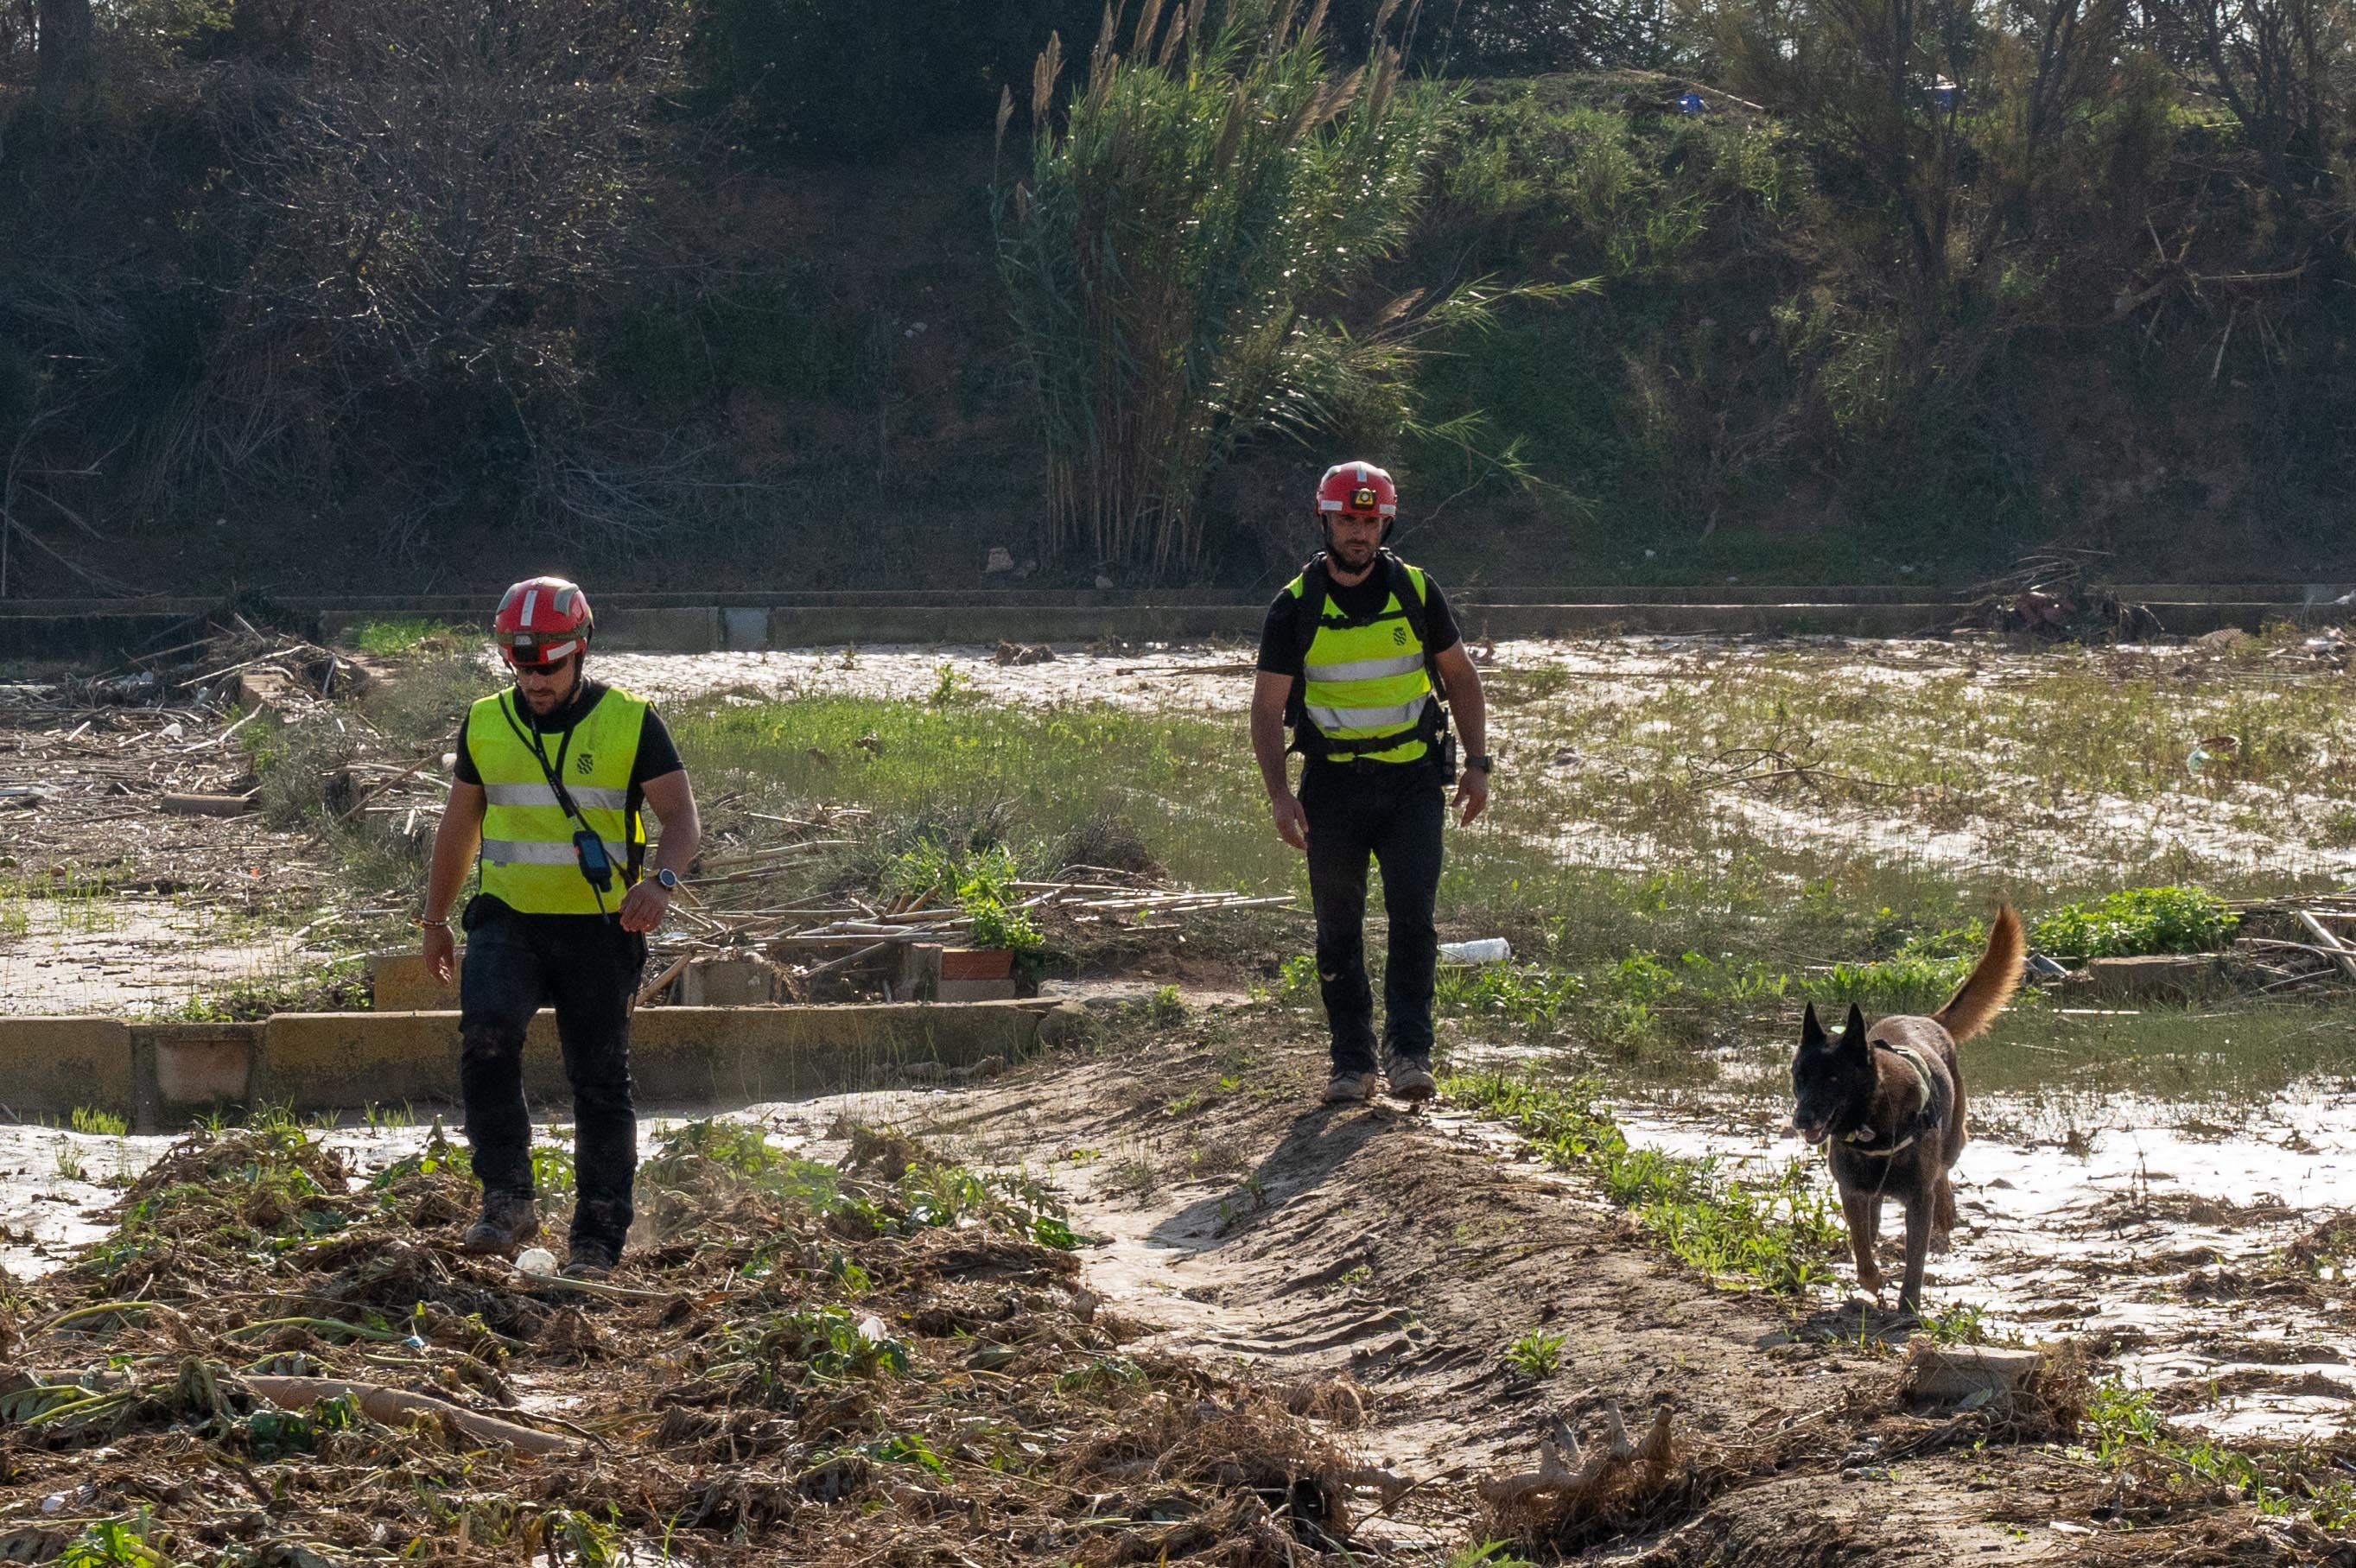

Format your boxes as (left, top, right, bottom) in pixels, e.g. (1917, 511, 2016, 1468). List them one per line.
(35, 0, 95, 111)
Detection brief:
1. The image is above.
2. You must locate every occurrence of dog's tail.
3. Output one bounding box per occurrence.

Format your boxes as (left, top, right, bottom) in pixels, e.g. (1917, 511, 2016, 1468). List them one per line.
(1933, 903, 2024, 1044)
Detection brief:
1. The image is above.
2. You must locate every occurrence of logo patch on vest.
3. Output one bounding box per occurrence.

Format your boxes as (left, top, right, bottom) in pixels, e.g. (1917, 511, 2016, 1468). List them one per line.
(575, 752, 594, 776)
(1392, 625, 1407, 646)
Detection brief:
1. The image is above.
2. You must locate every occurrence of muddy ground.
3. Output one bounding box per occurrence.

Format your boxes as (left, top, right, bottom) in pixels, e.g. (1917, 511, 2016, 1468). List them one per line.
(3, 1016, 2349, 1565)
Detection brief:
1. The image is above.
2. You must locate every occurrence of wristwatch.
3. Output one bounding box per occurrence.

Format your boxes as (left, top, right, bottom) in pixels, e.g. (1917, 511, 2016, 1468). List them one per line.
(1465, 754, 1496, 774)
(653, 867, 679, 892)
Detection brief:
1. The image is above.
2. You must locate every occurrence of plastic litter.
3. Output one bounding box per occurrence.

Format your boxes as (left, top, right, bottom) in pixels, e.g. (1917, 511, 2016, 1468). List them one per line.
(1439, 938, 1511, 964)
(514, 1247, 559, 1276)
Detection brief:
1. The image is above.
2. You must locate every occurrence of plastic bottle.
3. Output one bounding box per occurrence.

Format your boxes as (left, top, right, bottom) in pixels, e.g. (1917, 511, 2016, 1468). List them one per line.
(1438, 938, 1511, 964)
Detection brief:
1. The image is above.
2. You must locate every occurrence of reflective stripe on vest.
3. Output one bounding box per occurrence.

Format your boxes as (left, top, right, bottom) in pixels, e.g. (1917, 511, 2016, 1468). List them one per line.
(480, 783, 632, 812)
(478, 837, 632, 867)
(465, 687, 649, 914)
(1287, 562, 1433, 764)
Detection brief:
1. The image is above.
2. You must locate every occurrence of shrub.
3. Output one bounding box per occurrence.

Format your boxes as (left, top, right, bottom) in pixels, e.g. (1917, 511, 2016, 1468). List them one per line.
(2030, 887, 2238, 958)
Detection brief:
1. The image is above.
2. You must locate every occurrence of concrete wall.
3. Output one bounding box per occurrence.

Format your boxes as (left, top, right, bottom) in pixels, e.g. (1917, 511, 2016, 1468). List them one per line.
(9, 590, 2333, 661)
(0, 1019, 136, 1120)
(0, 1002, 1067, 1129)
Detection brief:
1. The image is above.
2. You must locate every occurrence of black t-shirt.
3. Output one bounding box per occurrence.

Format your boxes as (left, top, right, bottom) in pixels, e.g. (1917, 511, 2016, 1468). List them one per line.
(452, 681, 683, 797)
(1256, 562, 1462, 680)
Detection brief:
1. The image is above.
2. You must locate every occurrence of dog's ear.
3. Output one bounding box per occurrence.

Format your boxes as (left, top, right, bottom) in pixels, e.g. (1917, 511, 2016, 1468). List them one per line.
(1800, 1001, 1827, 1048)
(1843, 1002, 1868, 1050)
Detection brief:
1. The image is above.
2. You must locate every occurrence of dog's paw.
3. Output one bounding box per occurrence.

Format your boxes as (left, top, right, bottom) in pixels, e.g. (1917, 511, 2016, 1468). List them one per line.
(1929, 1229, 1953, 1257)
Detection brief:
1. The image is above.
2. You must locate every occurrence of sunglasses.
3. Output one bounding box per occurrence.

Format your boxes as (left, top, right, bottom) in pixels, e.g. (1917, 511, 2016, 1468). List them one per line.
(511, 657, 563, 676)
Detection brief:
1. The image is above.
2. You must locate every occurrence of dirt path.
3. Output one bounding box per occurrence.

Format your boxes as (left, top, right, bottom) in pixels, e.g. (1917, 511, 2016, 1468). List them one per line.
(763, 1017, 2327, 1563)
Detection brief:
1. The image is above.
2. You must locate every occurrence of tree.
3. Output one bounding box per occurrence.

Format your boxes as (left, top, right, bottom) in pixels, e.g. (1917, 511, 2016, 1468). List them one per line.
(34, 0, 93, 110)
(998, 0, 1548, 578)
(200, 0, 689, 541)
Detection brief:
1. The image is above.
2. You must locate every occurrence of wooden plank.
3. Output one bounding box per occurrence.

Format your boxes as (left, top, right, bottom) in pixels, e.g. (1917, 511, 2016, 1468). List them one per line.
(2296, 911, 2356, 985)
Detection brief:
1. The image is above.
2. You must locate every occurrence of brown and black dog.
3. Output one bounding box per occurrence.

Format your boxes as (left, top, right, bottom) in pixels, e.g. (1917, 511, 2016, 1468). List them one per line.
(1789, 905, 2024, 1312)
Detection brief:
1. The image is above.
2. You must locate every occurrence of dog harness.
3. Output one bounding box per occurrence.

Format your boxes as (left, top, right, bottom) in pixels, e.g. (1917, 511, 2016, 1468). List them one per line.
(1841, 1040, 1949, 1158)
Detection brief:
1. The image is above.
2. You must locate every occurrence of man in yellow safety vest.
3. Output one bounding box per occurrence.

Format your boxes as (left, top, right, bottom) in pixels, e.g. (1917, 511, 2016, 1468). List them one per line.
(1250, 463, 1492, 1105)
(417, 577, 702, 1279)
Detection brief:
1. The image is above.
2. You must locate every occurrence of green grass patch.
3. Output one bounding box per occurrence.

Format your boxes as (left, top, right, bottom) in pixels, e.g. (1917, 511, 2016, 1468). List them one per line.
(345, 619, 461, 657)
(1449, 1070, 1844, 1294)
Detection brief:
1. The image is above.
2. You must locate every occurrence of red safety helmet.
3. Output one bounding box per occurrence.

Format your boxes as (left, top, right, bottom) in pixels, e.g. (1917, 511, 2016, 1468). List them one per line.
(1314, 461, 1399, 539)
(492, 576, 594, 668)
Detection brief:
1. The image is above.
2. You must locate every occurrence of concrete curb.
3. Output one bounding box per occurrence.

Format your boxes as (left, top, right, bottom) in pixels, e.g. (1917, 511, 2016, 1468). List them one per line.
(0, 1001, 1083, 1130)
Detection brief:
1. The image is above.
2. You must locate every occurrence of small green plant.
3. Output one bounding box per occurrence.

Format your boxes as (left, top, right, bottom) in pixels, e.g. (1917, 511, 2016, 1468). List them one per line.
(2031, 887, 2238, 959)
(69, 1107, 126, 1136)
(1504, 1327, 1565, 1379)
(1056, 1355, 1148, 1393)
(530, 1144, 578, 1202)
(1442, 1542, 1538, 1568)
(926, 663, 974, 708)
(53, 1139, 86, 1182)
(1915, 1299, 2000, 1347)
(1145, 984, 1186, 1025)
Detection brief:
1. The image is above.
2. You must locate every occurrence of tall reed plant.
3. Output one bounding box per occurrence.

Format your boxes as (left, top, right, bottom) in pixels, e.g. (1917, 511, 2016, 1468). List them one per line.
(995, 0, 1476, 579)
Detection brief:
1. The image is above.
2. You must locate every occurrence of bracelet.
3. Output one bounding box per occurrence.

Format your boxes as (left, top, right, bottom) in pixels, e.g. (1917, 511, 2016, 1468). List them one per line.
(416, 917, 451, 930)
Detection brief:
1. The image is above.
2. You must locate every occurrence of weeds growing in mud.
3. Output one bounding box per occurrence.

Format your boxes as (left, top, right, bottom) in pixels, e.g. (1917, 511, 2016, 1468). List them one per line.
(1504, 1329, 1566, 1379)
(1448, 1071, 1844, 1294)
(2079, 1379, 2356, 1530)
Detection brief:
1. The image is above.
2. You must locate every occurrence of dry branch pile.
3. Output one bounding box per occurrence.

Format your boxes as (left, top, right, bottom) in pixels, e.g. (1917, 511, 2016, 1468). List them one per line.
(0, 1116, 1381, 1567)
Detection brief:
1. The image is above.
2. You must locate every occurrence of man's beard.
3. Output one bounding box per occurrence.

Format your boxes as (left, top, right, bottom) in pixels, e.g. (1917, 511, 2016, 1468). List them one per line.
(1330, 536, 1376, 567)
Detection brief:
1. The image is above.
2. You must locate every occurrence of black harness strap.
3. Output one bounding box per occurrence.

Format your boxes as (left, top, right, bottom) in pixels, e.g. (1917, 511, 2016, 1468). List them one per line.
(1841, 1040, 1950, 1198)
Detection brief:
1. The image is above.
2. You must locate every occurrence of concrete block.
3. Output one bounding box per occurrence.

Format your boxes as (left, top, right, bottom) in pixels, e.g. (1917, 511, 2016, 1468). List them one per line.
(0, 1017, 135, 1119)
(370, 951, 456, 1012)
(676, 956, 778, 1006)
(721, 607, 771, 651)
(2085, 954, 2224, 1000)
(935, 978, 1018, 1003)
(899, 943, 944, 1000)
(256, 1010, 563, 1111)
(597, 607, 720, 653)
(626, 1000, 1053, 1104)
(132, 1023, 257, 1131)
(238, 1000, 1058, 1112)
(940, 948, 1013, 981)
(1905, 1344, 2046, 1406)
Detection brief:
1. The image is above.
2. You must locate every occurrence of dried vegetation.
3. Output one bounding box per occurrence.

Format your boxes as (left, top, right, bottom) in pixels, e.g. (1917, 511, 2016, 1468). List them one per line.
(0, 1114, 1394, 1566)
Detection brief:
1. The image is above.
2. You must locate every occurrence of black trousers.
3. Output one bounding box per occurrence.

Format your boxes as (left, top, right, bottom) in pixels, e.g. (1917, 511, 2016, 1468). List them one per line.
(1300, 757, 1445, 1074)
(459, 902, 645, 1252)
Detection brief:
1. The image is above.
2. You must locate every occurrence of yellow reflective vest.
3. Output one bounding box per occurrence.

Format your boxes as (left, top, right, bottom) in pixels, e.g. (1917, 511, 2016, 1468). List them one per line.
(1286, 557, 1438, 765)
(465, 687, 649, 914)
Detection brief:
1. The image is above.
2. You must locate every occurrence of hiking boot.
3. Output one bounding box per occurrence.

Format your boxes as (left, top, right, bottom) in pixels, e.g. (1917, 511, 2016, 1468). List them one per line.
(1323, 1070, 1375, 1104)
(1382, 1054, 1437, 1103)
(460, 1190, 538, 1256)
(562, 1238, 619, 1281)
